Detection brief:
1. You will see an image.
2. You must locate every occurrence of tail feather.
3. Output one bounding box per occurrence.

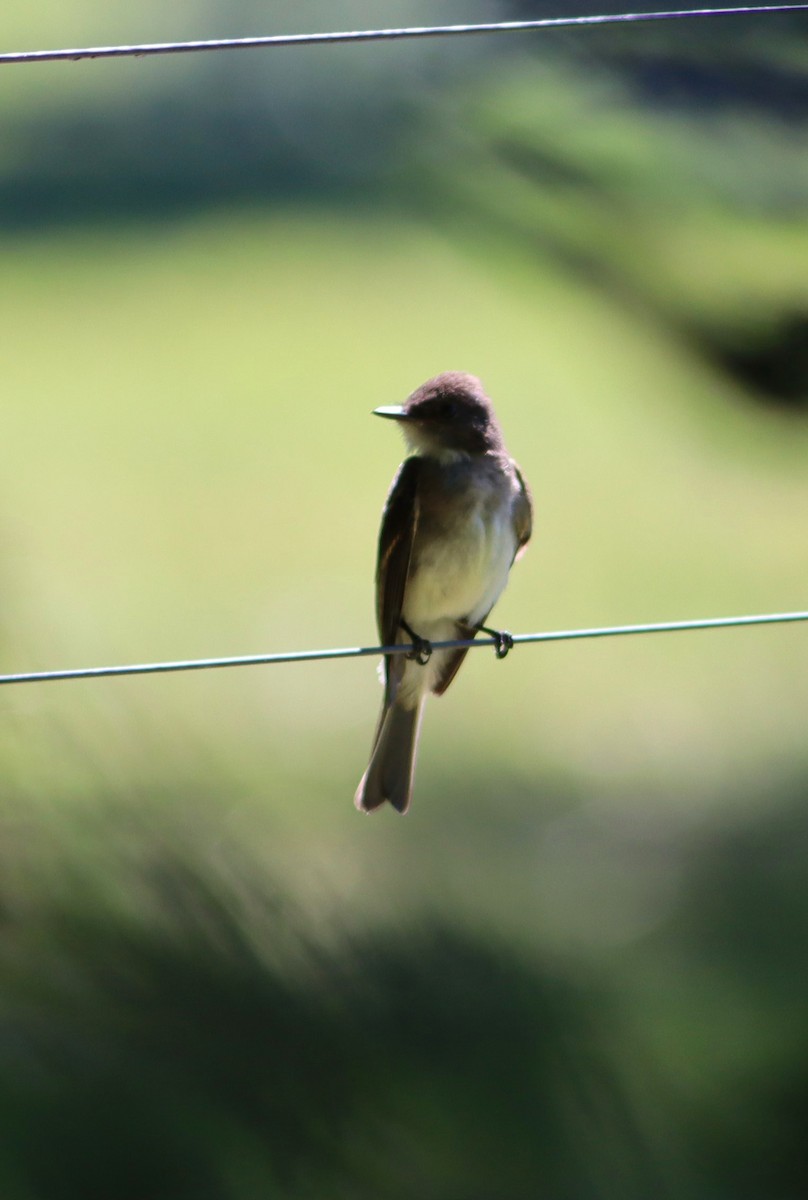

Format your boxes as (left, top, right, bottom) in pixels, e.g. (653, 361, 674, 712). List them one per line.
(354, 699, 424, 814)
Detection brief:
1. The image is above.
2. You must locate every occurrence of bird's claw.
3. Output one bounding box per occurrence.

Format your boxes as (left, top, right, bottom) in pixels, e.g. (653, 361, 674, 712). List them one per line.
(478, 625, 514, 659)
(494, 631, 514, 659)
(401, 621, 433, 665)
(407, 636, 433, 665)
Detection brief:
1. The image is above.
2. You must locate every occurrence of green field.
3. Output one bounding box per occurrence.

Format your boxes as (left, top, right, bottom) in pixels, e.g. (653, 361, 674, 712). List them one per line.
(3, 208, 807, 921)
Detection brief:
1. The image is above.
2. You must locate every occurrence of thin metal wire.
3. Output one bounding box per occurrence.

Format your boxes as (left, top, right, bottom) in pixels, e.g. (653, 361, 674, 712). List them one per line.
(0, 611, 805, 686)
(2, 6, 807, 66)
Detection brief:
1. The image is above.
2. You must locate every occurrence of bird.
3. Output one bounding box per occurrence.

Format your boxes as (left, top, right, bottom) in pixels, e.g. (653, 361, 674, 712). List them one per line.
(354, 371, 532, 814)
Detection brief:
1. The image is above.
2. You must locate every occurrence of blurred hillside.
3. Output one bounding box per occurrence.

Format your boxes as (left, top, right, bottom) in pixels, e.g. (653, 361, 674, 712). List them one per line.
(3, 2, 808, 218)
(1, 3, 808, 1197)
(3, 1, 806, 404)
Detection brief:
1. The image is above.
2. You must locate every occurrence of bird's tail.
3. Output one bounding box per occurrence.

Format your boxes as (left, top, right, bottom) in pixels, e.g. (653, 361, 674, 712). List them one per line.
(354, 698, 424, 814)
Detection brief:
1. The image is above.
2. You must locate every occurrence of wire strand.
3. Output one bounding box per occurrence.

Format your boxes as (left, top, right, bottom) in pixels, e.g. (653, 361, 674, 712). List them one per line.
(2, 6, 808, 66)
(1, 611, 806, 686)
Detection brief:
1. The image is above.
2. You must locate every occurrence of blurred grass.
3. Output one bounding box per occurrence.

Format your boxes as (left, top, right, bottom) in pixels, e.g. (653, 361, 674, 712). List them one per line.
(0, 796, 806, 1198)
(0, 827, 677, 1200)
(1, 204, 807, 958)
(3, 208, 807, 777)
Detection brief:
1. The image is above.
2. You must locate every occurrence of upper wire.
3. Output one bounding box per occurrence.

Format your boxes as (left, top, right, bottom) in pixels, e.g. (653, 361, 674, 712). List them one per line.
(0, 611, 806, 686)
(2, 5, 808, 66)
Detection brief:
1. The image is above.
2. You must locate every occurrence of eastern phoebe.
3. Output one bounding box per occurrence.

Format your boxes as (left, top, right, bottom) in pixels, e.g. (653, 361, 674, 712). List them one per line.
(355, 372, 533, 814)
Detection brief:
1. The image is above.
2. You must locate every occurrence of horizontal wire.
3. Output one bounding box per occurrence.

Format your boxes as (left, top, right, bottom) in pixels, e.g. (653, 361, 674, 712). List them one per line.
(1, 610, 806, 686)
(2, 6, 808, 66)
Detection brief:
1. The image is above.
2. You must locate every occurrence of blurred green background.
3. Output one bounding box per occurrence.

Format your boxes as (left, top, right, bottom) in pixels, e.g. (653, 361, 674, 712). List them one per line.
(2, 2, 808, 1196)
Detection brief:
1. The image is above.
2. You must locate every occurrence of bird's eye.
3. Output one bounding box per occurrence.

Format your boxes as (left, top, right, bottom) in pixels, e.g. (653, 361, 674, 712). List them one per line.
(436, 399, 456, 419)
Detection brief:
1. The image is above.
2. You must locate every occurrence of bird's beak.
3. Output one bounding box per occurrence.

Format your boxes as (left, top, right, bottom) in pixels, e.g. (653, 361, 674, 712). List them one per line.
(373, 405, 410, 421)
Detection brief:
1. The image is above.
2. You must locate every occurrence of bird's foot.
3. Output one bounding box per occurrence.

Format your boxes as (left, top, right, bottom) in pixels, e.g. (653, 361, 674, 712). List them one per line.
(401, 620, 433, 665)
(477, 624, 514, 659)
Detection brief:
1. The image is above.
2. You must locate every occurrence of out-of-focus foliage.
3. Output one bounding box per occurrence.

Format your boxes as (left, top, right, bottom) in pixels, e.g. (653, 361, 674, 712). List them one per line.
(5, 0, 803, 407)
(0, 802, 806, 1200)
(0, 1, 500, 224)
(412, 6, 808, 409)
(0, 828, 646, 1199)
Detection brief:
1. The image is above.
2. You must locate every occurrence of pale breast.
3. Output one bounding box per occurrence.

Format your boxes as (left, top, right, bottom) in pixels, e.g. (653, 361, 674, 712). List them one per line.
(402, 458, 519, 629)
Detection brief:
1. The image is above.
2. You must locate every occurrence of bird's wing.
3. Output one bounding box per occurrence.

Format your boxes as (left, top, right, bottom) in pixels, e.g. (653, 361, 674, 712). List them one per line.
(512, 462, 533, 562)
(376, 455, 422, 651)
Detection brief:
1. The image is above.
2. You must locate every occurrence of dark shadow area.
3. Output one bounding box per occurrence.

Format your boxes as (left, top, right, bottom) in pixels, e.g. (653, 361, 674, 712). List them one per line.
(686, 312, 808, 409)
(1, 778, 808, 1197)
(505, 0, 808, 122)
(0, 98, 399, 232)
(0, 838, 670, 1200)
(669, 788, 808, 1200)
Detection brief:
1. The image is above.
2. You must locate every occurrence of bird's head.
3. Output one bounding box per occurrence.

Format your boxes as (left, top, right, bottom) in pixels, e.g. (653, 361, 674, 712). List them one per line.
(373, 372, 503, 459)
